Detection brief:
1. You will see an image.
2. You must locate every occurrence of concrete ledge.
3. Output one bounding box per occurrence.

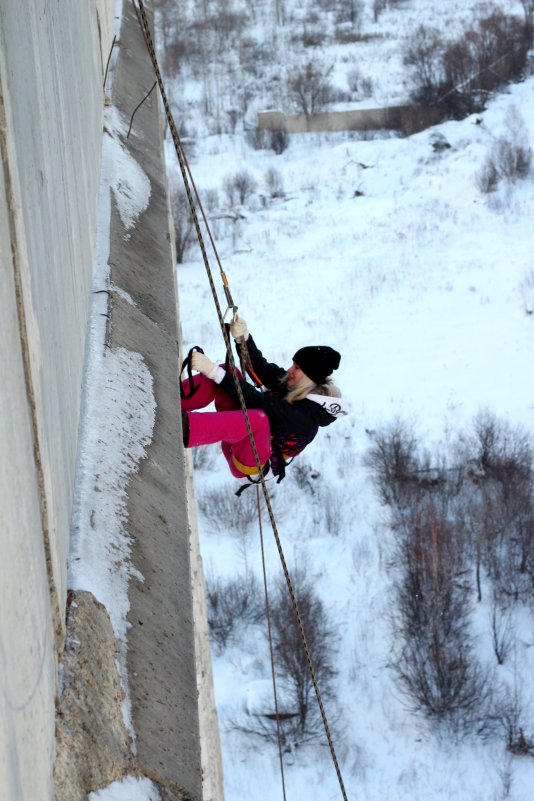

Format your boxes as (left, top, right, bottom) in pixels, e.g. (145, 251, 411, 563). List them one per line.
(108, 4, 202, 798)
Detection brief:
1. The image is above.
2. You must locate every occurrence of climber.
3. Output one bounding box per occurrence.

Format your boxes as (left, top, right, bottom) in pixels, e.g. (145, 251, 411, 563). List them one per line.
(180, 317, 348, 482)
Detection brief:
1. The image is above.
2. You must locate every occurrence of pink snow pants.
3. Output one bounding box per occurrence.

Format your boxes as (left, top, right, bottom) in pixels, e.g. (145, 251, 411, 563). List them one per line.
(181, 371, 272, 478)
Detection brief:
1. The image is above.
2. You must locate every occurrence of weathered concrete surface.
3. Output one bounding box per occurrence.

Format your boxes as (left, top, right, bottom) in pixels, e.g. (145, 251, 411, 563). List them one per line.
(0, 144, 56, 801)
(54, 592, 133, 801)
(107, 4, 203, 798)
(0, 0, 110, 645)
(0, 2, 113, 800)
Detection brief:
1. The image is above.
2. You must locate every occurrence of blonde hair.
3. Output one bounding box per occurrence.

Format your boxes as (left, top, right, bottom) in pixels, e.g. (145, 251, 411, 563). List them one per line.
(282, 375, 341, 405)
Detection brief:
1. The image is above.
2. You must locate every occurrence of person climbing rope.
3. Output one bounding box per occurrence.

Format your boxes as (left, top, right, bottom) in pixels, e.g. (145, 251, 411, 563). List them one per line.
(181, 317, 348, 482)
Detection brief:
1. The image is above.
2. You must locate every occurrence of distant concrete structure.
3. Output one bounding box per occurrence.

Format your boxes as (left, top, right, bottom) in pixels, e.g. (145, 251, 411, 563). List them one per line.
(258, 104, 442, 135)
(0, 2, 220, 800)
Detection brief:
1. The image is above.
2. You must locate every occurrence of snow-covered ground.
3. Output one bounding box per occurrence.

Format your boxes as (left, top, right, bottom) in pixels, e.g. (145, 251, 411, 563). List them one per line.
(176, 50, 534, 801)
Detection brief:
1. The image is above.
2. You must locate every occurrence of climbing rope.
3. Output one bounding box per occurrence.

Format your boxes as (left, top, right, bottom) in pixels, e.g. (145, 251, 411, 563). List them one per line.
(256, 485, 288, 801)
(130, 4, 349, 800)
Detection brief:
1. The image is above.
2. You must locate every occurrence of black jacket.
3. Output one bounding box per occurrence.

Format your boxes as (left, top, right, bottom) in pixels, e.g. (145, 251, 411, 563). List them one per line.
(218, 336, 336, 476)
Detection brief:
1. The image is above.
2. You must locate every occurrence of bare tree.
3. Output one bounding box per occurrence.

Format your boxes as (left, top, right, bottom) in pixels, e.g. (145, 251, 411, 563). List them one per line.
(405, 12, 531, 116)
(233, 170, 258, 204)
(171, 187, 195, 264)
(223, 170, 258, 206)
(403, 25, 445, 105)
(373, 0, 387, 22)
(520, 0, 534, 44)
(288, 60, 334, 116)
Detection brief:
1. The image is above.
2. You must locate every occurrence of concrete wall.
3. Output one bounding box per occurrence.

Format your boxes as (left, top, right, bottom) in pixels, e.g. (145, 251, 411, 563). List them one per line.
(0, 3, 114, 800)
(0, 0, 114, 640)
(258, 104, 443, 135)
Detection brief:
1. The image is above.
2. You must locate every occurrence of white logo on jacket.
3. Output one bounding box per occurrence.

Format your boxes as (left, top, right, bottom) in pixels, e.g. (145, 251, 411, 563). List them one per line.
(307, 394, 349, 419)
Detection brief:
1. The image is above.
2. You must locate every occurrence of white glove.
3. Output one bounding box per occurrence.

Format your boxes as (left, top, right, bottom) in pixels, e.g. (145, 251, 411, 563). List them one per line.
(191, 351, 225, 383)
(230, 317, 249, 341)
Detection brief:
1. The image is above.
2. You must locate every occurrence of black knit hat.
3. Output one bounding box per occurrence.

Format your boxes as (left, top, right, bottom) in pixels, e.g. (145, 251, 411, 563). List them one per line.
(293, 346, 341, 385)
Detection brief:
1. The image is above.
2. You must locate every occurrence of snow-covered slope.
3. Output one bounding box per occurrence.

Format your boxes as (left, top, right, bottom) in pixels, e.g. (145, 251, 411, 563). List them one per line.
(177, 50, 534, 801)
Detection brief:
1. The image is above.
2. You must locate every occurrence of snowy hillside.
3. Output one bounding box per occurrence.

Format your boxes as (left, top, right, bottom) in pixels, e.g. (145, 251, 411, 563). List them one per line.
(170, 1, 534, 800)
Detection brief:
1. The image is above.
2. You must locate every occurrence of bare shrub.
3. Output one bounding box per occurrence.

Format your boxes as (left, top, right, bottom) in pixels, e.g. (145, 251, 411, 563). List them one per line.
(490, 601, 514, 666)
(336, 441, 357, 479)
(227, 565, 338, 746)
(288, 60, 334, 116)
(476, 157, 499, 194)
(269, 126, 289, 155)
(245, 124, 288, 155)
(234, 170, 258, 204)
(264, 167, 285, 199)
(300, 23, 325, 48)
(224, 170, 258, 205)
(203, 187, 219, 214)
(477, 108, 532, 193)
(455, 412, 534, 605)
(198, 483, 263, 538)
(347, 68, 374, 98)
(366, 413, 534, 736)
(192, 445, 216, 471)
(244, 126, 271, 151)
(492, 682, 534, 755)
(392, 500, 491, 734)
(171, 186, 195, 264)
(320, 485, 345, 537)
(493, 136, 533, 182)
(359, 76, 374, 98)
(363, 419, 420, 508)
(373, 0, 387, 22)
(347, 67, 361, 94)
(405, 12, 531, 116)
(521, 0, 534, 44)
(290, 462, 321, 494)
(334, 0, 364, 27)
(269, 567, 338, 741)
(222, 174, 236, 207)
(494, 108, 532, 181)
(206, 572, 264, 653)
(239, 37, 271, 80)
